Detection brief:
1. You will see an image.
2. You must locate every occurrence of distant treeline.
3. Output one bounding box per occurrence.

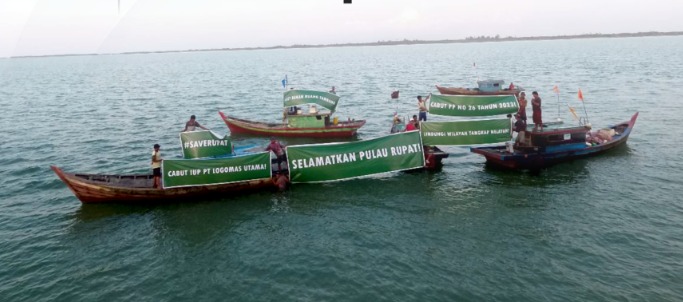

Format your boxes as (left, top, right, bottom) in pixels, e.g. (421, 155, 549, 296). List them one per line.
(462, 31, 683, 42)
(9, 31, 683, 59)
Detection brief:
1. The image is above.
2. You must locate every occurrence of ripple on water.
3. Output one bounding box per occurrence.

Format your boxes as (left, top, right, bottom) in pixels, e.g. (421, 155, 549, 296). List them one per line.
(2, 37, 683, 301)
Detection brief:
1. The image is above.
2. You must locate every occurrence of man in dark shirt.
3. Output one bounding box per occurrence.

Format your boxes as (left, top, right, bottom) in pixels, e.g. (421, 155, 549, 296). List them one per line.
(514, 113, 527, 145)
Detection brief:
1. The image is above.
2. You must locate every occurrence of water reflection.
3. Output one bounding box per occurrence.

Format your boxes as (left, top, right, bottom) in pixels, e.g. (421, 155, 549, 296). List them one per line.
(69, 192, 275, 246)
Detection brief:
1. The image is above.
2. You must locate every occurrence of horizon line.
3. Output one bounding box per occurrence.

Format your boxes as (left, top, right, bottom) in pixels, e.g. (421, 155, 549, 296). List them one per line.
(5, 30, 683, 60)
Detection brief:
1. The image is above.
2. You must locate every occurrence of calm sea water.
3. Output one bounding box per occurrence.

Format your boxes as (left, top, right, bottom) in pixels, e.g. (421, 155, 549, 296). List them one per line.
(1, 36, 682, 301)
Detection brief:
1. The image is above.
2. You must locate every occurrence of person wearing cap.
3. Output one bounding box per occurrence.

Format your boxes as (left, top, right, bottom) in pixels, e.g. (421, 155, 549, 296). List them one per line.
(151, 144, 163, 189)
(405, 115, 419, 131)
(183, 115, 209, 132)
(265, 137, 286, 171)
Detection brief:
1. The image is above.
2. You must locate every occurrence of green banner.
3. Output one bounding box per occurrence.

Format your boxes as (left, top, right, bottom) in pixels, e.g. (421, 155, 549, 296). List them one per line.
(287, 131, 425, 183)
(179, 130, 234, 159)
(283, 90, 340, 112)
(428, 94, 519, 116)
(162, 152, 271, 188)
(421, 118, 512, 145)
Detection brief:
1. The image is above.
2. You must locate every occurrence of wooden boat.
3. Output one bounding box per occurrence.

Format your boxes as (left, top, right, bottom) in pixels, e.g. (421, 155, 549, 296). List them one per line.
(436, 79, 521, 96)
(51, 166, 277, 203)
(389, 117, 448, 170)
(470, 112, 639, 171)
(221, 89, 366, 138)
(424, 145, 449, 170)
(220, 112, 366, 138)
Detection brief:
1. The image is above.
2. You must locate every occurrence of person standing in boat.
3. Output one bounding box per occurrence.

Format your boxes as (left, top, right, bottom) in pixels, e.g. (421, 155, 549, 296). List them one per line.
(531, 91, 543, 131)
(513, 113, 527, 145)
(405, 115, 419, 131)
(183, 115, 209, 132)
(417, 95, 429, 122)
(265, 137, 287, 171)
(151, 144, 162, 189)
(517, 91, 528, 124)
(405, 119, 416, 131)
(329, 86, 336, 94)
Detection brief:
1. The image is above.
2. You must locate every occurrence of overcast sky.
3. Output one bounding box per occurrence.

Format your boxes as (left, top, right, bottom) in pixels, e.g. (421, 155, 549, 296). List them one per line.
(1, 0, 682, 57)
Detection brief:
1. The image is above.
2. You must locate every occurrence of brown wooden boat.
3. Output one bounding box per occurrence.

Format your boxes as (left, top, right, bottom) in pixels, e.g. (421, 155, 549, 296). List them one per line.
(220, 112, 366, 138)
(423, 145, 449, 170)
(51, 166, 277, 203)
(435, 80, 522, 96)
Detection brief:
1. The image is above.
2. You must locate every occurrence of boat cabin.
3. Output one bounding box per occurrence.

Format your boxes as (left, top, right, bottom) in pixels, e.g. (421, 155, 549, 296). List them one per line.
(477, 79, 505, 92)
(287, 113, 335, 128)
(286, 104, 340, 128)
(517, 125, 590, 153)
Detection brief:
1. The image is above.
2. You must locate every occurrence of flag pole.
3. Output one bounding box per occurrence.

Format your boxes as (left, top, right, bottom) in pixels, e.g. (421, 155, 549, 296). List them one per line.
(473, 62, 478, 82)
(578, 88, 589, 124)
(556, 91, 560, 121)
(552, 86, 563, 123)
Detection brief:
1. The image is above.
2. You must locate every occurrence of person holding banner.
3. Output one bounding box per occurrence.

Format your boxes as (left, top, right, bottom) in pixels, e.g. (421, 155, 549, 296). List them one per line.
(151, 144, 162, 189)
(405, 115, 419, 131)
(531, 91, 543, 131)
(265, 137, 287, 171)
(417, 95, 430, 121)
(183, 115, 209, 132)
(405, 120, 416, 131)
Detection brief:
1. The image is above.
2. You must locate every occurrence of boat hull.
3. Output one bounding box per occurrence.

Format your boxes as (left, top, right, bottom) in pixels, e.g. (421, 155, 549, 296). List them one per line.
(51, 166, 276, 203)
(435, 85, 520, 96)
(220, 112, 365, 138)
(470, 112, 638, 171)
(424, 146, 449, 170)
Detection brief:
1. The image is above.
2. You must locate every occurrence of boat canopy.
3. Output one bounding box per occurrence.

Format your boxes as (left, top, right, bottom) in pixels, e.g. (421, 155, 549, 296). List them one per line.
(477, 79, 505, 92)
(427, 94, 519, 117)
(284, 90, 340, 113)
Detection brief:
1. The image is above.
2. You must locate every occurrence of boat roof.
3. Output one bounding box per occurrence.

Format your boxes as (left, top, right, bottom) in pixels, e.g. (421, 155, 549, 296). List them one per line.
(525, 123, 590, 136)
(477, 79, 505, 85)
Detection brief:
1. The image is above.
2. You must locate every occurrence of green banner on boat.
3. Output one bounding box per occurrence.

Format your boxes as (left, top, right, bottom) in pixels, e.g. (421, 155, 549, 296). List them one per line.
(179, 130, 234, 159)
(283, 90, 340, 113)
(287, 131, 425, 183)
(428, 94, 519, 116)
(162, 152, 271, 189)
(421, 118, 512, 145)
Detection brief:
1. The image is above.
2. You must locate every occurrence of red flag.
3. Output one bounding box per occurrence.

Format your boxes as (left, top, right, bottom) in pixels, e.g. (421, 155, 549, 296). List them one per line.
(578, 89, 584, 101)
(391, 91, 399, 99)
(553, 85, 559, 94)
